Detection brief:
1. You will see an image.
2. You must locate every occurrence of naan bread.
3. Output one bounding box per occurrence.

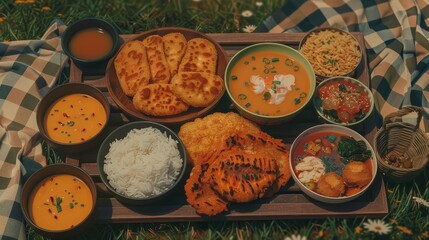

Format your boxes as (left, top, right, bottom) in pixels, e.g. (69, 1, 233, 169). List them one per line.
(133, 83, 188, 116)
(163, 33, 187, 76)
(114, 40, 150, 97)
(171, 72, 224, 107)
(143, 35, 171, 84)
(178, 38, 217, 74)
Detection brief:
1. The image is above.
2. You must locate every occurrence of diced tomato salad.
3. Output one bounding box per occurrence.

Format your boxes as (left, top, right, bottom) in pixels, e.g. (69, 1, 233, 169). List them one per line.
(317, 79, 370, 123)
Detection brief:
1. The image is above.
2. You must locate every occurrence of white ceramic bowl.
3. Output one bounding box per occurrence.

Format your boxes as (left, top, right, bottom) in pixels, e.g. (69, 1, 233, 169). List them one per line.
(289, 124, 377, 203)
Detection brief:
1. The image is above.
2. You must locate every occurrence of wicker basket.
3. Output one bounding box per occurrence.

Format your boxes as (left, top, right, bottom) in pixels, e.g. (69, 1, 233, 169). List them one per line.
(374, 106, 429, 183)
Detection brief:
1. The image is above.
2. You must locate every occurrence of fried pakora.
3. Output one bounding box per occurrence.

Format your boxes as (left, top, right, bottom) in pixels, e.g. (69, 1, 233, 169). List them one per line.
(342, 161, 372, 188)
(316, 172, 345, 197)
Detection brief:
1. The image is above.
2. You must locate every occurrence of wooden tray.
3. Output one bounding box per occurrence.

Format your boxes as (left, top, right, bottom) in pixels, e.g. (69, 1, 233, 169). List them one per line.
(66, 32, 388, 223)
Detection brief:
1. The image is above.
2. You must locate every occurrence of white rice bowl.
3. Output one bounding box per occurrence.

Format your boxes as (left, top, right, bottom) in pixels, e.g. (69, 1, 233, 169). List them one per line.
(103, 127, 183, 199)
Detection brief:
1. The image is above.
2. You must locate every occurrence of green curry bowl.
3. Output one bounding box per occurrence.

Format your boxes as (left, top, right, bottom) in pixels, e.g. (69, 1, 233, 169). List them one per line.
(313, 76, 374, 126)
(224, 43, 316, 125)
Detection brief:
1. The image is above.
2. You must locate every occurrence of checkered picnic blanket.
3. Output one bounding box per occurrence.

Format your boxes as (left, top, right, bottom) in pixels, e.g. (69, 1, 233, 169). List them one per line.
(255, 0, 429, 131)
(0, 21, 67, 240)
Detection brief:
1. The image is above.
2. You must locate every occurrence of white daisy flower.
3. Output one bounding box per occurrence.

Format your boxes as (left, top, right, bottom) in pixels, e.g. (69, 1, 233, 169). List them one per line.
(363, 219, 392, 235)
(242, 24, 257, 33)
(413, 196, 429, 207)
(256, 1, 263, 7)
(284, 234, 307, 240)
(241, 10, 253, 18)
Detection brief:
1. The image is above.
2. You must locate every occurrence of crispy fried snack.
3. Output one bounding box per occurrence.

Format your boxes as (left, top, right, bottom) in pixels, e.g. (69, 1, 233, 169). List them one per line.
(143, 35, 171, 83)
(133, 83, 188, 116)
(171, 72, 224, 107)
(316, 172, 346, 197)
(205, 148, 278, 203)
(178, 38, 217, 74)
(163, 32, 187, 76)
(343, 161, 372, 188)
(114, 40, 151, 96)
(185, 164, 229, 216)
(178, 112, 261, 166)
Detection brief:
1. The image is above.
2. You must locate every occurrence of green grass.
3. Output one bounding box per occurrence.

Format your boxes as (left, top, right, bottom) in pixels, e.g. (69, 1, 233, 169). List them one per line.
(2, 0, 429, 239)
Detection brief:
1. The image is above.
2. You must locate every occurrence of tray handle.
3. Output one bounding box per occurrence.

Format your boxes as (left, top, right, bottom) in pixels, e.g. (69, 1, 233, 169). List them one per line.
(382, 106, 423, 131)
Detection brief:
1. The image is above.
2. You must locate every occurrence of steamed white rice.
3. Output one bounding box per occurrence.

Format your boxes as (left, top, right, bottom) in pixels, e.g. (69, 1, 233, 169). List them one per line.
(103, 127, 183, 198)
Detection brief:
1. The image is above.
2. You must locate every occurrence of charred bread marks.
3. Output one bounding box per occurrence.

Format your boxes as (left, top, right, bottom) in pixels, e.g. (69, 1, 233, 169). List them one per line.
(133, 83, 188, 116)
(163, 33, 187, 76)
(114, 40, 151, 96)
(179, 38, 217, 74)
(143, 35, 171, 84)
(171, 72, 224, 107)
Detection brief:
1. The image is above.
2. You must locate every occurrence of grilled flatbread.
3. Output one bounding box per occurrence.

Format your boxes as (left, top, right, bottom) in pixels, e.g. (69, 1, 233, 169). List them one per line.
(143, 35, 171, 83)
(171, 72, 224, 107)
(178, 38, 217, 74)
(114, 40, 150, 96)
(133, 83, 188, 116)
(163, 32, 187, 76)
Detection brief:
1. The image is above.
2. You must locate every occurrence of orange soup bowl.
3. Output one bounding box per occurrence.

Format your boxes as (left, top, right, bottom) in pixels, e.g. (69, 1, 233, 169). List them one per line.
(225, 43, 316, 125)
(21, 163, 97, 239)
(36, 83, 110, 153)
(289, 124, 377, 203)
(61, 17, 120, 75)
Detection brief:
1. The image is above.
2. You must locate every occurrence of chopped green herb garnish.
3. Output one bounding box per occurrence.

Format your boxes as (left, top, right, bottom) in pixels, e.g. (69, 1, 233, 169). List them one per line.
(295, 88, 300, 90)
(264, 64, 274, 69)
(231, 75, 238, 80)
(339, 84, 347, 92)
(273, 81, 281, 85)
(84, 117, 88, 120)
(244, 81, 249, 87)
(271, 58, 279, 62)
(245, 102, 251, 108)
(327, 40, 331, 44)
(294, 98, 301, 105)
(244, 61, 249, 65)
(238, 94, 247, 100)
(299, 92, 307, 98)
(54, 197, 62, 213)
(255, 110, 260, 114)
(321, 41, 325, 45)
(263, 68, 270, 74)
(54, 109, 59, 112)
(67, 121, 75, 126)
(69, 203, 74, 209)
(80, 204, 85, 207)
(263, 92, 271, 100)
(251, 56, 256, 61)
(328, 134, 337, 143)
(271, 70, 277, 73)
(75, 202, 78, 205)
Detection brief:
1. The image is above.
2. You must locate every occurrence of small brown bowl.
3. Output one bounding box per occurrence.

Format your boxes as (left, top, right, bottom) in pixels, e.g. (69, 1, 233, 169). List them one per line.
(61, 17, 120, 76)
(21, 163, 97, 239)
(36, 83, 110, 153)
(105, 27, 228, 125)
(298, 27, 362, 83)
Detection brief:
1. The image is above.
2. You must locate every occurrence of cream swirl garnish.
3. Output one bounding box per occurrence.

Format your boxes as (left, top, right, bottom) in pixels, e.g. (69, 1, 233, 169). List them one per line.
(250, 74, 295, 105)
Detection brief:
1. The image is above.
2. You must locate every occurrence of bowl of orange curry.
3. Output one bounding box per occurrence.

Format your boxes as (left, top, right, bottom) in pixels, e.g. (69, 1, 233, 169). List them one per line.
(61, 17, 120, 75)
(36, 83, 110, 153)
(21, 163, 97, 238)
(224, 43, 316, 125)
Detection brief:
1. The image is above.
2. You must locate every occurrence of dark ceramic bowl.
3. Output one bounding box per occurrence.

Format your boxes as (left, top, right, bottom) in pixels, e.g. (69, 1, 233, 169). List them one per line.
(21, 163, 97, 239)
(97, 121, 187, 205)
(61, 17, 120, 75)
(36, 83, 110, 153)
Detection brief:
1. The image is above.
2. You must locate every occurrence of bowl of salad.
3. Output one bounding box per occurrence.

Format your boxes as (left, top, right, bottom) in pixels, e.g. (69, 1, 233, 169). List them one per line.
(313, 76, 374, 126)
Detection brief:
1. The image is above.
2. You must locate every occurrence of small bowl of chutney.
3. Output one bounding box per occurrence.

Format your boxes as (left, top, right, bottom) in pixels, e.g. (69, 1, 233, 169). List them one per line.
(62, 17, 120, 75)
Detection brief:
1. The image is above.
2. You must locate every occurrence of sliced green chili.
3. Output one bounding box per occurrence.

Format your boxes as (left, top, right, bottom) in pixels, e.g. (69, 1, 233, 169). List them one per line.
(238, 94, 247, 100)
(263, 57, 270, 64)
(299, 92, 307, 98)
(293, 65, 300, 71)
(285, 58, 294, 66)
(231, 75, 238, 80)
(244, 61, 249, 65)
(263, 68, 270, 74)
(272, 58, 279, 62)
(245, 102, 251, 108)
(294, 98, 301, 105)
